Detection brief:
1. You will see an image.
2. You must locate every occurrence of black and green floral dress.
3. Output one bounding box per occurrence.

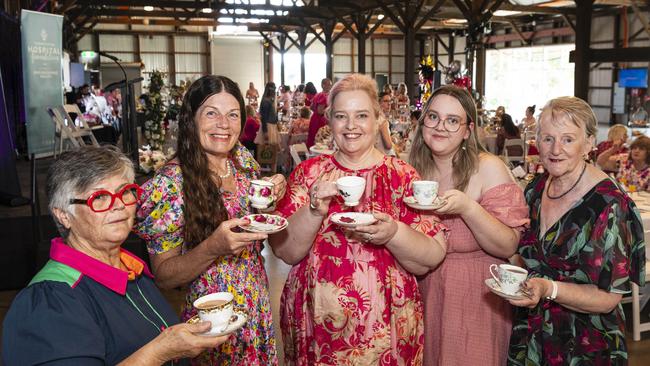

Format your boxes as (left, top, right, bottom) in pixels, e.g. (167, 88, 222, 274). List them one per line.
(508, 174, 646, 365)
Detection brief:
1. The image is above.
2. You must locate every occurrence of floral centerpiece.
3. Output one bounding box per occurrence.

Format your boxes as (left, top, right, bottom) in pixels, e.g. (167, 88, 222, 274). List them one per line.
(139, 145, 169, 173)
(143, 70, 167, 150)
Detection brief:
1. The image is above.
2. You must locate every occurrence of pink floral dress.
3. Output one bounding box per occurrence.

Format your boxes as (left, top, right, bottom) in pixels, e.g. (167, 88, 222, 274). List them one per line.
(275, 154, 445, 366)
(134, 144, 277, 366)
(616, 156, 650, 191)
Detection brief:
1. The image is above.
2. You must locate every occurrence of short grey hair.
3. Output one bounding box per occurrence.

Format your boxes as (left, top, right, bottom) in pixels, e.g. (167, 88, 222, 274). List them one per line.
(47, 145, 135, 238)
(537, 96, 598, 140)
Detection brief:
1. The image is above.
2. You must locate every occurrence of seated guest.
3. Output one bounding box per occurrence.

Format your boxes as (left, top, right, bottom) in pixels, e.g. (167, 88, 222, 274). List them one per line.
(509, 96, 645, 364)
(521, 105, 536, 132)
(496, 113, 522, 156)
(240, 105, 260, 156)
(290, 106, 311, 136)
(593, 124, 628, 170)
(598, 135, 650, 192)
(2, 146, 228, 365)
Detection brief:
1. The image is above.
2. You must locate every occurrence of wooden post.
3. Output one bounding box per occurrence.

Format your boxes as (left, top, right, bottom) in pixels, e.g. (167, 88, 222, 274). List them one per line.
(574, 0, 594, 100)
(405, 26, 416, 101)
(278, 34, 287, 86)
(297, 28, 308, 84)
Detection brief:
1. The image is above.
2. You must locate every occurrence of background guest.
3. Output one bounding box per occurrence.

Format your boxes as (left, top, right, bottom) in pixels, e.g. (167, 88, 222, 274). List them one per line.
(593, 124, 628, 171)
(306, 78, 332, 148)
(259, 81, 279, 146)
(135, 75, 285, 365)
(245, 81, 259, 109)
(508, 96, 645, 364)
(289, 106, 311, 137)
(240, 104, 260, 157)
(598, 135, 650, 192)
(409, 85, 528, 365)
(2, 146, 228, 365)
(270, 73, 447, 365)
(304, 81, 317, 107)
(497, 113, 522, 156)
(521, 105, 536, 132)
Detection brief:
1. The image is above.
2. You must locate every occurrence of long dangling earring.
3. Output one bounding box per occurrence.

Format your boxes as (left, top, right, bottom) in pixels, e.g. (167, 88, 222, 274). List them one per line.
(462, 139, 467, 151)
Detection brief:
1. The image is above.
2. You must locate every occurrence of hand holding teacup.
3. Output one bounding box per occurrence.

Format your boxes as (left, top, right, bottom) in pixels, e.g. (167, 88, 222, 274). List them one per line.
(489, 263, 528, 295)
(507, 277, 550, 308)
(308, 170, 345, 217)
(249, 174, 286, 210)
(194, 292, 235, 332)
(345, 211, 398, 245)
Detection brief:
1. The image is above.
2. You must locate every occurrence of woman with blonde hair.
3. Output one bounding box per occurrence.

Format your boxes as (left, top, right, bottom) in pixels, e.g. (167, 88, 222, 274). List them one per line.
(409, 85, 529, 365)
(598, 135, 650, 192)
(594, 124, 628, 164)
(270, 73, 447, 365)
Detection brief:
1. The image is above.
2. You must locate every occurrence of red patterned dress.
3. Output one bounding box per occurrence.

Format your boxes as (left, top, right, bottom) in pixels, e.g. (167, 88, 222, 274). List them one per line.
(275, 154, 445, 366)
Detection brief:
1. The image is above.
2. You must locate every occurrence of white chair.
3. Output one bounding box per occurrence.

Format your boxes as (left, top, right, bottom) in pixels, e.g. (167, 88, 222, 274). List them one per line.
(503, 138, 526, 163)
(630, 260, 650, 341)
(51, 106, 100, 147)
(289, 143, 308, 167)
(47, 107, 81, 157)
(63, 104, 104, 131)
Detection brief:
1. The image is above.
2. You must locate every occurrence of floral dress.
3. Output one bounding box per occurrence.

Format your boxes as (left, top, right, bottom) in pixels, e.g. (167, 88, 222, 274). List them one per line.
(134, 144, 277, 366)
(508, 175, 646, 365)
(275, 154, 445, 366)
(616, 156, 650, 192)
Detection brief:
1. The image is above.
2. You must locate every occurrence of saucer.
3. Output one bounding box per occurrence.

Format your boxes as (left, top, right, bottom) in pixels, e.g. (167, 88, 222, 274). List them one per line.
(484, 278, 527, 301)
(187, 311, 248, 337)
(239, 214, 288, 234)
(330, 212, 377, 227)
(404, 196, 446, 211)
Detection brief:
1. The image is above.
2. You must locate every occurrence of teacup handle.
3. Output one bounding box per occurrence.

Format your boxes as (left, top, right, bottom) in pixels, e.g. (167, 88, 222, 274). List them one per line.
(489, 264, 502, 286)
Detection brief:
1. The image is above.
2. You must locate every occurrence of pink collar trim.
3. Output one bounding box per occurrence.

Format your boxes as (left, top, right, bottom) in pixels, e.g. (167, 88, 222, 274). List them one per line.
(49, 237, 154, 295)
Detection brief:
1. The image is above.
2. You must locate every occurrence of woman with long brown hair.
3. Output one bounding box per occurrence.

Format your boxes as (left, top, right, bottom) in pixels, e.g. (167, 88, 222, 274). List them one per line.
(134, 75, 285, 365)
(408, 85, 529, 365)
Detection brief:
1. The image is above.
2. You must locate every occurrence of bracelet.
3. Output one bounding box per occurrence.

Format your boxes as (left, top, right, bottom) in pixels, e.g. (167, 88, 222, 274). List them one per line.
(545, 280, 558, 301)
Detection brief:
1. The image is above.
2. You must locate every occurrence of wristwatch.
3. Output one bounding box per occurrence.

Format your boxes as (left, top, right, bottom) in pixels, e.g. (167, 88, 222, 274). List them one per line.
(545, 280, 558, 301)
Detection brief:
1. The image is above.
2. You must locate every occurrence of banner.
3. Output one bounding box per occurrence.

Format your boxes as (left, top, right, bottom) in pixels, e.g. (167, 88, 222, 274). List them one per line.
(21, 10, 63, 157)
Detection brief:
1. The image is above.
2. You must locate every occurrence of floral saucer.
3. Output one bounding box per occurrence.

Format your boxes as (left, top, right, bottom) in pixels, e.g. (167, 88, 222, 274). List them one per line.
(239, 214, 288, 234)
(403, 196, 447, 211)
(484, 278, 527, 301)
(330, 212, 377, 227)
(187, 310, 248, 337)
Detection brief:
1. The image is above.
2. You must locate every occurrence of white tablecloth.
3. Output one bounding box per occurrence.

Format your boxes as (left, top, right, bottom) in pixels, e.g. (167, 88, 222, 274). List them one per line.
(631, 193, 650, 258)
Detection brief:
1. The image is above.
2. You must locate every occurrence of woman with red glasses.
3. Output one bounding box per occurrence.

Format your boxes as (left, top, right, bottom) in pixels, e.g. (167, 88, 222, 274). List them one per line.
(2, 146, 228, 365)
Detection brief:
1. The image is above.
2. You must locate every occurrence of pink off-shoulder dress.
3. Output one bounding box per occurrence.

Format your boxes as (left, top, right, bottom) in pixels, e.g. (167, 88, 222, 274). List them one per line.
(418, 183, 529, 366)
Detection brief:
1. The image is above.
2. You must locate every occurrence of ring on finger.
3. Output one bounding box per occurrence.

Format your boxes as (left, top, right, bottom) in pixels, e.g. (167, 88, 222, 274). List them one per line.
(366, 233, 373, 242)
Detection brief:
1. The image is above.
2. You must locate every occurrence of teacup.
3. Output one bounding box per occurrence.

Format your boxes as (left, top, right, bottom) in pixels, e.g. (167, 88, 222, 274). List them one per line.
(489, 264, 528, 295)
(193, 292, 234, 330)
(413, 180, 439, 205)
(336, 176, 366, 206)
(249, 180, 274, 209)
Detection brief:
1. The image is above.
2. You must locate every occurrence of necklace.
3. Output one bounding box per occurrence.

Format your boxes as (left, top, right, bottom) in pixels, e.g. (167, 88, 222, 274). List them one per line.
(546, 162, 587, 200)
(218, 160, 232, 179)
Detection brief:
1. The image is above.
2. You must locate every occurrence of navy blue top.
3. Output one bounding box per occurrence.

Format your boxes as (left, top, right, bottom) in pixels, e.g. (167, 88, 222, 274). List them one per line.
(2, 238, 182, 365)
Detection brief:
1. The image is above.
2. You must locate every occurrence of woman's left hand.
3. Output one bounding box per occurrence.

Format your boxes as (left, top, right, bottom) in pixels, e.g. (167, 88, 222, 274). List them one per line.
(508, 277, 550, 308)
(346, 212, 398, 246)
(262, 174, 287, 202)
(434, 189, 473, 215)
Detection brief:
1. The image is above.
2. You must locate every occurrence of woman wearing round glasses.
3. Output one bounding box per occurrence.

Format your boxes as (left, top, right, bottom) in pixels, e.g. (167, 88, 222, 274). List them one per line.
(2, 146, 228, 365)
(408, 85, 529, 365)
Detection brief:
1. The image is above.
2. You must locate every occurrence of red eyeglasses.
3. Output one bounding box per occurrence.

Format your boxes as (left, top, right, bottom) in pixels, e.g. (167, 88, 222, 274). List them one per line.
(69, 183, 143, 213)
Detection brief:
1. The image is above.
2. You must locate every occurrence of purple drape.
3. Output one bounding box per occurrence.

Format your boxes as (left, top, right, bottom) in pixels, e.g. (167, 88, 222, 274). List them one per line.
(0, 11, 25, 152)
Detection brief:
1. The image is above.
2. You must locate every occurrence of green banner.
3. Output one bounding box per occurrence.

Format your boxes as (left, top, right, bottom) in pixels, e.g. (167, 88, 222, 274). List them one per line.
(21, 10, 63, 157)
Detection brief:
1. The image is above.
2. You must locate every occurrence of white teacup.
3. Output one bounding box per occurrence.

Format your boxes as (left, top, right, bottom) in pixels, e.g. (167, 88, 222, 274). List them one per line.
(336, 176, 366, 206)
(249, 179, 274, 209)
(489, 264, 528, 295)
(413, 180, 439, 205)
(193, 292, 234, 330)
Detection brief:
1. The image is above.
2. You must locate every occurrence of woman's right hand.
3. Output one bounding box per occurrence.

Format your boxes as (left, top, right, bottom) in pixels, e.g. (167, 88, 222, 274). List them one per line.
(149, 322, 230, 363)
(205, 218, 268, 257)
(308, 170, 343, 217)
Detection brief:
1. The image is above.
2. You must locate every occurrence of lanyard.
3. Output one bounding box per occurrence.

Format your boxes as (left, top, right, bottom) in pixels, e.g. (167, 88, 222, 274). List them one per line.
(125, 281, 170, 333)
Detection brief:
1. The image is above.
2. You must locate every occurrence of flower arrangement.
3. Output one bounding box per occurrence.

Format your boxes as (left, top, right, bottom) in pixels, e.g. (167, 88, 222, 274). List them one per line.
(139, 145, 168, 173)
(143, 70, 167, 150)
